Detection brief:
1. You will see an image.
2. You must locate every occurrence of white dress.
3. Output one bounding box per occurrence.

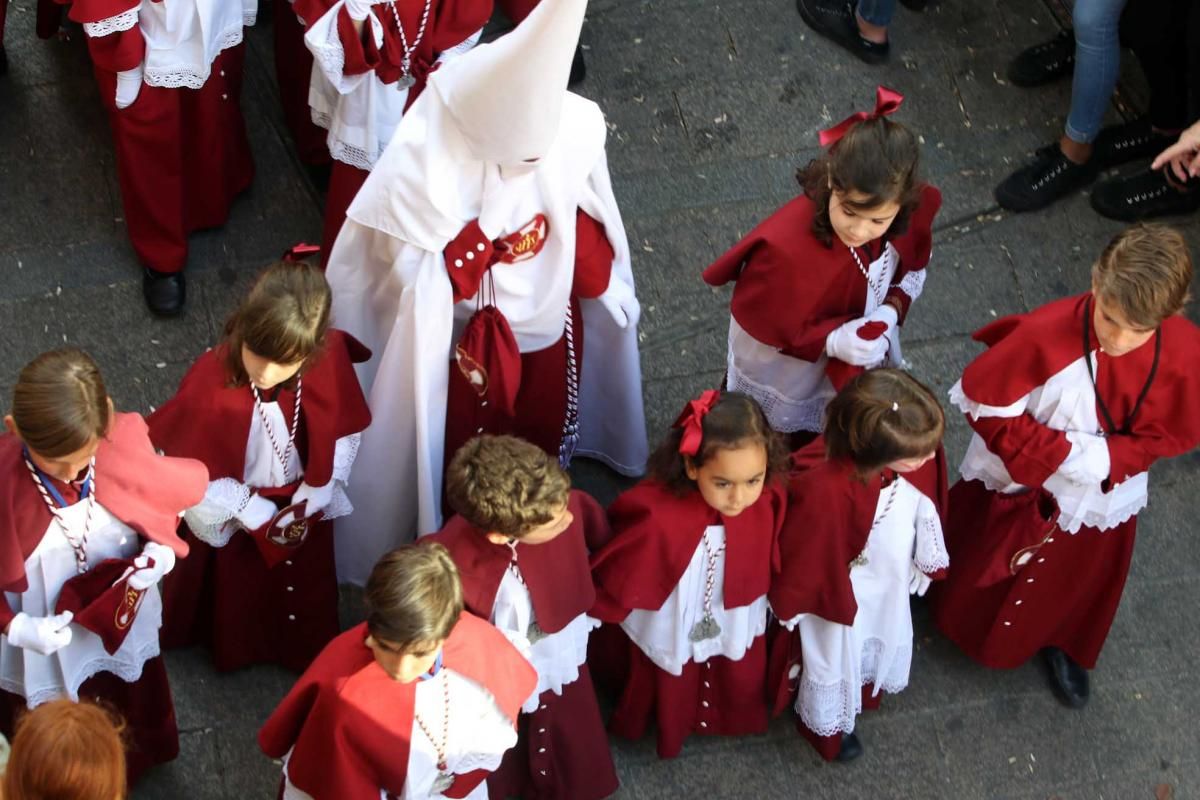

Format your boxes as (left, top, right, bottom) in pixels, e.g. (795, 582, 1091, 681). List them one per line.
(621, 525, 768, 676)
(780, 478, 946, 737)
(0, 500, 162, 708)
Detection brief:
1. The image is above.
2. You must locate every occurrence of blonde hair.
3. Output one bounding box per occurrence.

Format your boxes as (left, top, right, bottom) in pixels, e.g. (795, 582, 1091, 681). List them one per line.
(444, 435, 571, 537)
(1092, 223, 1193, 329)
(4, 699, 126, 800)
(824, 369, 944, 478)
(365, 544, 464, 651)
(10, 349, 110, 458)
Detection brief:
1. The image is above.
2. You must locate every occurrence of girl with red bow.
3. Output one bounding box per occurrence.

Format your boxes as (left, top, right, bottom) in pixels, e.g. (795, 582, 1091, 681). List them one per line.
(703, 86, 942, 445)
(590, 391, 789, 758)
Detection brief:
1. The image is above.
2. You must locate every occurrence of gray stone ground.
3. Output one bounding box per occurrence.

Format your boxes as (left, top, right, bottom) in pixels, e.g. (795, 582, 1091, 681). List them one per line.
(2, 0, 1200, 797)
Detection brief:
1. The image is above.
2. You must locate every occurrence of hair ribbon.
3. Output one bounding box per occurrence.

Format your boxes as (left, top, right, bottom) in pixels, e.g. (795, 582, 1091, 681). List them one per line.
(282, 243, 322, 262)
(674, 390, 721, 457)
(818, 85, 905, 147)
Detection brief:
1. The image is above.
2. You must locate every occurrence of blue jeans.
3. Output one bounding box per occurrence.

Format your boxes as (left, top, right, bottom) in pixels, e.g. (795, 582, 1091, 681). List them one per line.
(1065, 0, 1129, 143)
(856, 0, 896, 27)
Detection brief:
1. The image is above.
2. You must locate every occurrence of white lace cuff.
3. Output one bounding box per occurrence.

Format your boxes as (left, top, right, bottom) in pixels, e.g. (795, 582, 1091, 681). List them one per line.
(893, 268, 926, 302)
(83, 7, 139, 38)
(332, 433, 361, 484)
(948, 379, 1027, 420)
(435, 27, 482, 63)
(183, 478, 249, 547)
(912, 495, 949, 575)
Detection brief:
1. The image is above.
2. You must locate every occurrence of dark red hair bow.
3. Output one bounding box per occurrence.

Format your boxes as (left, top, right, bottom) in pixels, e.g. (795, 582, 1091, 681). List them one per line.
(818, 85, 905, 147)
(674, 390, 721, 457)
(282, 243, 322, 262)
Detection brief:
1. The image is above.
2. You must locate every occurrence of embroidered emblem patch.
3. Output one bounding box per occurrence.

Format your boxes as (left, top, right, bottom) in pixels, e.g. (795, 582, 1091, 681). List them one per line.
(455, 344, 489, 397)
(114, 587, 146, 630)
(493, 214, 550, 264)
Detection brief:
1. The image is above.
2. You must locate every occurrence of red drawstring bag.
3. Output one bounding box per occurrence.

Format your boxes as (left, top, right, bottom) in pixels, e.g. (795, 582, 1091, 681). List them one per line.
(452, 305, 522, 419)
(56, 558, 148, 655)
(243, 482, 320, 569)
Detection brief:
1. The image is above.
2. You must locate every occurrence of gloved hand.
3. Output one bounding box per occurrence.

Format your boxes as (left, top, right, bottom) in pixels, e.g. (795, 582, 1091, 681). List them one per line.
(908, 564, 932, 597)
(275, 481, 335, 527)
(865, 303, 899, 340)
(343, 0, 373, 21)
(128, 541, 177, 591)
(115, 63, 144, 110)
(6, 611, 74, 656)
(825, 318, 889, 366)
(235, 493, 278, 531)
(1059, 431, 1111, 486)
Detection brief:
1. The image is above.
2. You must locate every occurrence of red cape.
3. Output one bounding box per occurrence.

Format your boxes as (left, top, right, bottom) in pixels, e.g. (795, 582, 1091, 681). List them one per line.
(590, 480, 786, 622)
(702, 184, 942, 362)
(0, 412, 207, 594)
(961, 293, 1200, 486)
(259, 613, 536, 800)
(769, 438, 949, 626)
(423, 490, 610, 633)
(147, 330, 372, 487)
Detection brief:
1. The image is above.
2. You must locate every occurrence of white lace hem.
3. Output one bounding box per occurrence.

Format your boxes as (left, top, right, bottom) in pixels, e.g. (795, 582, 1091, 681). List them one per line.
(794, 637, 910, 737)
(144, 26, 245, 89)
(0, 637, 160, 709)
(727, 366, 830, 433)
(83, 7, 138, 38)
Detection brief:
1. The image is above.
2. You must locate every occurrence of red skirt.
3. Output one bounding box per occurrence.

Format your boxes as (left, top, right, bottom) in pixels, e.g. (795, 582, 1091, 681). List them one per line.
(609, 634, 769, 759)
(488, 665, 618, 800)
(160, 519, 341, 673)
(0, 655, 177, 786)
(928, 478, 1138, 670)
(273, 0, 331, 166)
(93, 44, 254, 272)
(321, 161, 369, 267)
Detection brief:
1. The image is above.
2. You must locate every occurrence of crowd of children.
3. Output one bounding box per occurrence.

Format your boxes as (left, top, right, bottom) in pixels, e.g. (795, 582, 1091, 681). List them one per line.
(2, 0, 1200, 795)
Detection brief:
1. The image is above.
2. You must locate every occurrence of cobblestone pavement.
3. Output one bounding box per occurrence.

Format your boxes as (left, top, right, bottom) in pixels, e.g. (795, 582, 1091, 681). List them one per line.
(2, 0, 1199, 797)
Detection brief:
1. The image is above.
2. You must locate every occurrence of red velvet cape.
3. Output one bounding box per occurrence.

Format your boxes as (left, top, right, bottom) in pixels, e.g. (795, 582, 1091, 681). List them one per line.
(423, 490, 610, 633)
(769, 438, 949, 626)
(590, 480, 786, 622)
(0, 412, 207, 597)
(702, 184, 942, 362)
(259, 613, 536, 800)
(147, 330, 372, 487)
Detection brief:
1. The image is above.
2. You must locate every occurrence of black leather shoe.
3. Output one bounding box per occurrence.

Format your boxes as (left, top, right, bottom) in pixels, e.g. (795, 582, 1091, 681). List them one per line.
(995, 144, 1099, 212)
(1006, 30, 1074, 88)
(143, 268, 186, 317)
(1042, 647, 1089, 709)
(796, 0, 890, 65)
(568, 44, 586, 88)
(1091, 169, 1200, 222)
(1092, 117, 1176, 170)
(836, 731, 864, 761)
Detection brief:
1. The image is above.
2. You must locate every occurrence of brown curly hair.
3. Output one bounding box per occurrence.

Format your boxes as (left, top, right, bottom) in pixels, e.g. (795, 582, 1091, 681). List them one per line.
(824, 369, 944, 479)
(444, 435, 572, 537)
(798, 115, 923, 247)
(648, 391, 789, 496)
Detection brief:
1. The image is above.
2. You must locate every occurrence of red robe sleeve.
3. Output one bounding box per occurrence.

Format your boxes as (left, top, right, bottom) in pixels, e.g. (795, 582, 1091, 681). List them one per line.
(572, 210, 614, 299)
(966, 414, 1071, 489)
(884, 183, 942, 322)
(66, 0, 144, 74)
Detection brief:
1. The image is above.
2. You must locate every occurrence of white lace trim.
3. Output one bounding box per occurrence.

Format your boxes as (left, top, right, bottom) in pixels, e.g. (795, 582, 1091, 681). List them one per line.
(331, 433, 361, 484)
(894, 269, 926, 302)
(183, 478, 249, 547)
(1, 635, 160, 709)
(948, 379, 1026, 420)
(83, 7, 138, 38)
(794, 636, 910, 737)
(434, 27, 483, 62)
(912, 507, 949, 575)
(144, 26, 245, 89)
(328, 136, 378, 171)
(309, 37, 347, 95)
(727, 367, 830, 433)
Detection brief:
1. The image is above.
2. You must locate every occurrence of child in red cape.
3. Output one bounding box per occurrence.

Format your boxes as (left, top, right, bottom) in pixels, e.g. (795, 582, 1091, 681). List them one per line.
(590, 390, 789, 758)
(768, 369, 948, 762)
(259, 543, 537, 800)
(0, 349, 208, 783)
(424, 434, 618, 800)
(148, 260, 372, 672)
(929, 223, 1200, 709)
(702, 86, 941, 441)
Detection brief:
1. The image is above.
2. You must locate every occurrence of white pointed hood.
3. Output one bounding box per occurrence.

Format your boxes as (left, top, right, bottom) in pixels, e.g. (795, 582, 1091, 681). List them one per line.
(429, 0, 587, 166)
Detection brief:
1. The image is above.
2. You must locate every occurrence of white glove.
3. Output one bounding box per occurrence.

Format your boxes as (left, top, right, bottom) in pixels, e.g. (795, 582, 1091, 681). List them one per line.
(595, 278, 640, 329)
(275, 480, 335, 527)
(115, 63, 144, 109)
(343, 0, 372, 21)
(6, 611, 74, 656)
(1059, 431, 1111, 486)
(865, 303, 899, 337)
(825, 318, 889, 366)
(908, 564, 932, 597)
(127, 541, 177, 591)
(235, 494, 277, 530)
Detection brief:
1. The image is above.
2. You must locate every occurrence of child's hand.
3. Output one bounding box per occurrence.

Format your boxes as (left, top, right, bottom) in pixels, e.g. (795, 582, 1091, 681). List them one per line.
(1058, 431, 1110, 486)
(908, 564, 932, 596)
(236, 494, 277, 530)
(826, 319, 889, 366)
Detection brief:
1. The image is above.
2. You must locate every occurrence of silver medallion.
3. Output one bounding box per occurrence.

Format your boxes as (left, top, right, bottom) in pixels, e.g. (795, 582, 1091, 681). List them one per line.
(431, 771, 454, 793)
(688, 615, 722, 643)
(396, 73, 416, 90)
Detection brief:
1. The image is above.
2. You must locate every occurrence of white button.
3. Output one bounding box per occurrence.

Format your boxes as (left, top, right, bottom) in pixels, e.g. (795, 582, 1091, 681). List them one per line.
(481, 400, 488, 407)
(1004, 621, 1011, 626)
(538, 728, 545, 733)
(538, 748, 546, 753)
(285, 560, 293, 566)
(454, 258, 463, 268)
(288, 614, 296, 620)
(704, 681, 711, 687)
(539, 770, 547, 776)
(539, 705, 547, 710)
(1026, 578, 1034, 583)
(1047, 538, 1054, 543)
(706, 663, 712, 670)
(1037, 558, 1045, 563)
(476, 243, 486, 252)
(222, 93, 228, 100)
(699, 722, 707, 728)
(702, 701, 709, 707)
(466, 251, 475, 260)
(476, 427, 484, 433)
(287, 586, 294, 592)
(220, 70, 225, 76)
(1015, 600, 1023, 605)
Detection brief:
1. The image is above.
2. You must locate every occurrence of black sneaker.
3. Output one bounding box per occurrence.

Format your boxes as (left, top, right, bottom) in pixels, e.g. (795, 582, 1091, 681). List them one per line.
(1091, 117, 1176, 170)
(796, 0, 890, 66)
(1006, 30, 1074, 88)
(143, 267, 187, 317)
(995, 144, 1099, 212)
(836, 731, 864, 761)
(1041, 647, 1089, 709)
(1091, 169, 1200, 221)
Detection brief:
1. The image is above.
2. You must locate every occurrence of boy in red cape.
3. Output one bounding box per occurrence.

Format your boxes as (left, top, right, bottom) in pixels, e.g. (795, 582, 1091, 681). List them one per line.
(259, 543, 537, 800)
(424, 435, 618, 800)
(929, 223, 1200, 708)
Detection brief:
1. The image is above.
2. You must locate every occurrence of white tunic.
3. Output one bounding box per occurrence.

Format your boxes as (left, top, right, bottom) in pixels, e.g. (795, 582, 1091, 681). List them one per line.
(726, 243, 915, 433)
(0, 501, 162, 708)
(621, 525, 767, 676)
(490, 567, 597, 713)
(780, 477, 946, 737)
(950, 354, 1148, 533)
(281, 667, 517, 800)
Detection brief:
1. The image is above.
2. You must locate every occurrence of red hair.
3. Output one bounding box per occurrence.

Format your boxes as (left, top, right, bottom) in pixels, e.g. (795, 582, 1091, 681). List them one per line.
(4, 699, 127, 800)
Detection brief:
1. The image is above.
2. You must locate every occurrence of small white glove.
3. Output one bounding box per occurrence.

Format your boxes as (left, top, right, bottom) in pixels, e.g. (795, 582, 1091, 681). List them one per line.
(235, 494, 277, 530)
(908, 564, 932, 597)
(595, 278, 640, 329)
(127, 541, 177, 591)
(275, 480, 335, 527)
(1059, 431, 1111, 486)
(6, 611, 74, 656)
(825, 318, 889, 366)
(865, 303, 899, 336)
(343, 0, 372, 21)
(115, 63, 144, 109)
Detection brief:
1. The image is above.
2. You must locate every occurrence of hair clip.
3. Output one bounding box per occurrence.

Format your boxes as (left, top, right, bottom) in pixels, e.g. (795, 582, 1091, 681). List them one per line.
(818, 86, 905, 147)
(674, 390, 721, 457)
(891, 402, 900, 412)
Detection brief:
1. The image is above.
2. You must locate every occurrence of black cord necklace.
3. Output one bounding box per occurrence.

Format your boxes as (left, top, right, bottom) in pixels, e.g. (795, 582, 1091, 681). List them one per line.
(1081, 298, 1160, 436)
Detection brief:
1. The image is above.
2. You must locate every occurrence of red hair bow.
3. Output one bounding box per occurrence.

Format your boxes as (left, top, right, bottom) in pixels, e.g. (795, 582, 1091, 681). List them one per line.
(818, 85, 905, 147)
(674, 390, 721, 457)
(282, 243, 322, 262)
